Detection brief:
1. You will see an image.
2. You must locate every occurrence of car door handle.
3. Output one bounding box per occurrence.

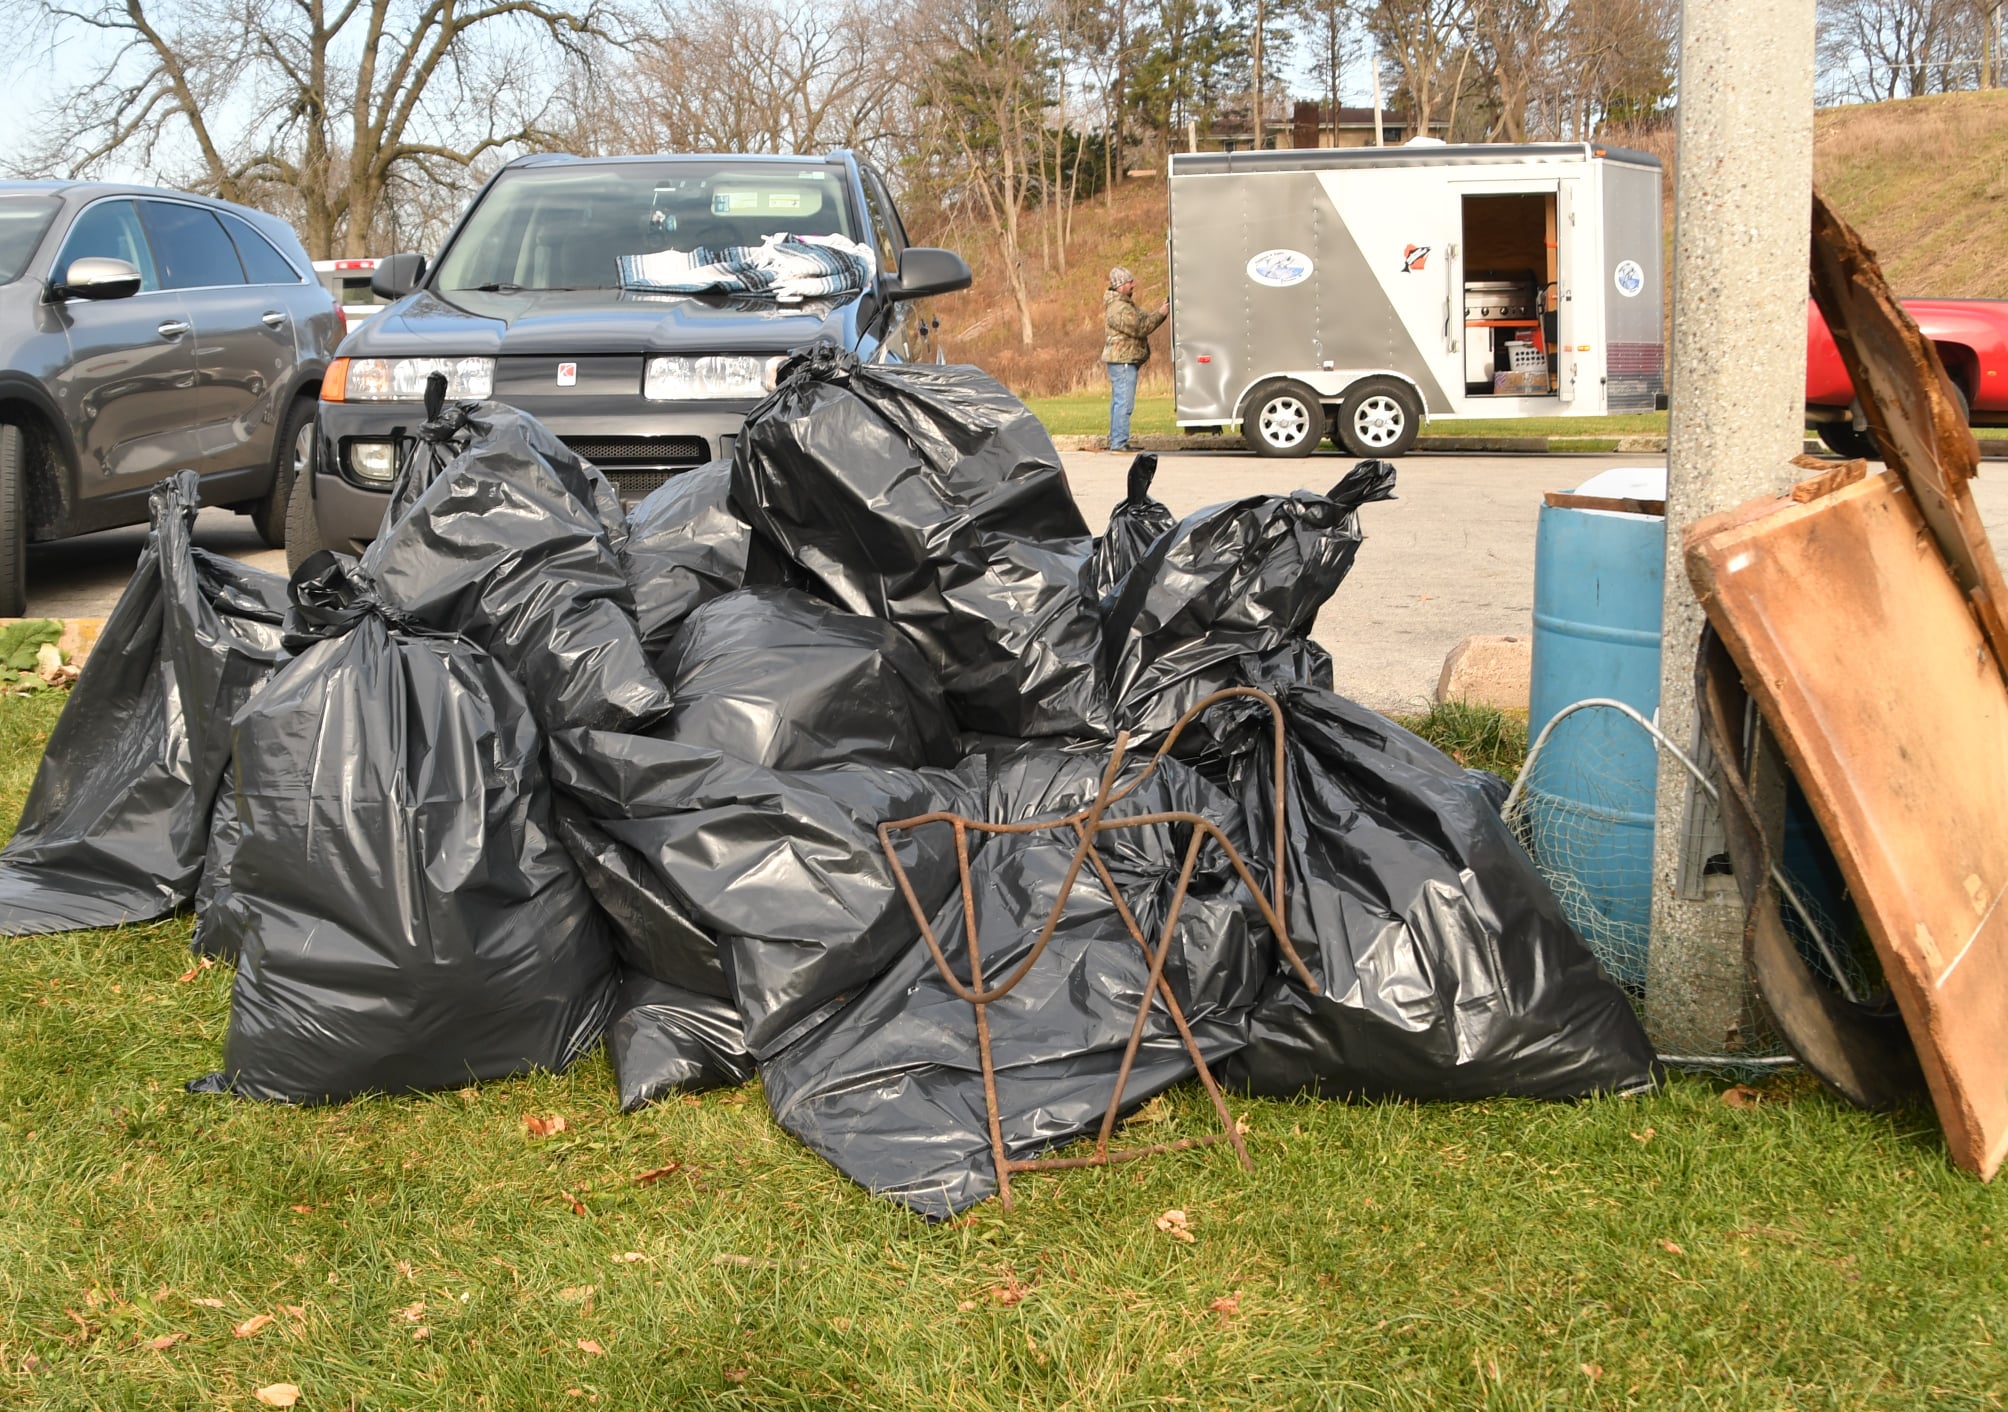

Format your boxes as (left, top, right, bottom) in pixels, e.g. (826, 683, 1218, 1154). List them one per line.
(261, 311, 287, 328)
(157, 320, 190, 338)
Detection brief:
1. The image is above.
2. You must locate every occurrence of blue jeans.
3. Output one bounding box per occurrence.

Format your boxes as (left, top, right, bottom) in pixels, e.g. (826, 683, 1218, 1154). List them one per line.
(1106, 362, 1139, 449)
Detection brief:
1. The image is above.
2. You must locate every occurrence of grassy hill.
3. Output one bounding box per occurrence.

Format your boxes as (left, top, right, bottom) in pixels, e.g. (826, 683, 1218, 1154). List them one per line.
(919, 92, 2008, 402)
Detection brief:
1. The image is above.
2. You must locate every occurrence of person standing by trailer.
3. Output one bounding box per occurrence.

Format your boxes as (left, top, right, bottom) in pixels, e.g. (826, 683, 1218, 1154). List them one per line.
(1103, 265, 1168, 452)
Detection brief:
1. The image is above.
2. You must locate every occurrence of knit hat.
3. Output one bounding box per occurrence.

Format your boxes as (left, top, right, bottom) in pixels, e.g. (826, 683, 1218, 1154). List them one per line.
(1108, 265, 1134, 290)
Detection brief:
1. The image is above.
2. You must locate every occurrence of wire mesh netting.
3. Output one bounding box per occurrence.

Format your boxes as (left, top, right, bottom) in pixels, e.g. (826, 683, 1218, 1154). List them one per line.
(1502, 699, 1884, 1068)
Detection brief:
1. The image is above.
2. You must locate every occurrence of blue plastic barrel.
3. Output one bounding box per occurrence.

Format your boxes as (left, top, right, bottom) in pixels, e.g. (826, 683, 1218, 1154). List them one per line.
(1522, 467, 1665, 988)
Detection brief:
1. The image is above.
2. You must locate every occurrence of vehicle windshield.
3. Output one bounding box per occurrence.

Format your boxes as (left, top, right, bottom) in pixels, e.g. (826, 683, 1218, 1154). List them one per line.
(433, 161, 858, 294)
(0, 194, 61, 285)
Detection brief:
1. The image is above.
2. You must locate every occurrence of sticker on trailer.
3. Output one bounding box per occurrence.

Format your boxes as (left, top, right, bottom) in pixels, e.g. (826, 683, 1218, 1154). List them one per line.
(557, 362, 577, 386)
(1400, 244, 1430, 274)
(1246, 249, 1313, 287)
(1614, 260, 1645, 298)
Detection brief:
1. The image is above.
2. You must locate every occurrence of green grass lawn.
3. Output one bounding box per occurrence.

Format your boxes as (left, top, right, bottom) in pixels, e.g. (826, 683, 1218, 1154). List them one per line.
(1024, 394, 2008, 446)
(3, 690, 2005, 1407)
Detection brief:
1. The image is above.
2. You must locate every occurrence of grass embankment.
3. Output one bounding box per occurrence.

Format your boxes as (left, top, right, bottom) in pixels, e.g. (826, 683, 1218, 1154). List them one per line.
(3, 690, 2004, 1406)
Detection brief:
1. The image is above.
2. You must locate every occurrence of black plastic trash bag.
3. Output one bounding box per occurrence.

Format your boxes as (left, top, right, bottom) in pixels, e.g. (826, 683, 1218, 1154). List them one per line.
(657, 587, 959, 771)
(1085, 453, 1176, 602)
(1216, 686, 1658, 1101)
(552, 799, 729, 996)
(732, 346, 1107, 739)
(608, 972, 754, 1111)
(621, 461, 758, 659)
(0, 472, 289, 934)
(1102, 461, 1397, 742)
(204, 575, 618, 1103)
(382, 377, 481, 527)
(362, 403, 671, 735)
(550, 728, 972, 1058)
(762, 747, 1270, 1218)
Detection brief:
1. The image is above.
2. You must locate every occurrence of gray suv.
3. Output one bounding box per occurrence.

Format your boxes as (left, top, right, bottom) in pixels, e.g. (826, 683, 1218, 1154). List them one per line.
(0, 182, 341, 614)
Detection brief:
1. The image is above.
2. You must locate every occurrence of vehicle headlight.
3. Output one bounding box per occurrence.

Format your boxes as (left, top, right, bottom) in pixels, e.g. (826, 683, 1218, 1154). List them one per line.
(340, 356, 494, 401)
(643, 355, 779, 401)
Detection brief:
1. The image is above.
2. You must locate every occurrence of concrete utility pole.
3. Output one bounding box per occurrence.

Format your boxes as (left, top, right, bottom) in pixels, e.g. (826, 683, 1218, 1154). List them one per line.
(1646, 1, 1819, 1054)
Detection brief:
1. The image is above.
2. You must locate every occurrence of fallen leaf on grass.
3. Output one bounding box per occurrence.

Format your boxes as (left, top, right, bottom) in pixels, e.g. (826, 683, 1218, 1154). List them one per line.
(412, 1326, 429, 1341)
(1155, 1209, 1195, 1243)
(989, 1278, 1029, 1307)
(289, 1205, 313, 1215)
(1629, 1128, 1655, 1143)
(398, 1302, 425, 1323)
(559, 1190, 588, 1216)
(558, 1286, 596, 1308)
(577, 1339, 605, 1356)
(146, 1332, 188, 1350)
(189, 1297, 225, 1309)
(956, 1300, 977, 1312)
(254, 1383, 301, 1407)
(1208, 1295, 1240, 1321)
(1581, 1363, 1603, 1381)
(611, 1252, 646, 1264)
(632, 1163, 680, 1186)
(280, 1304, 306, 1321)
(1658, 1240, 1685, 1256)
(525, 1115, 568, 1137)
(724, 1368, 749, 1383)
(1721, 1085, 1764, 1108)
(175, 957, 216, 983)
(232, 1313, 273, 1339)
(20, 1355, 44, 1373)
(1126, 1095, 1171, 1127)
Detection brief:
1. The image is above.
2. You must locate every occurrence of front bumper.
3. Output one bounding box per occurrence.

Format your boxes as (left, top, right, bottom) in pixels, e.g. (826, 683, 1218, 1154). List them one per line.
(310, 393, 757, 550)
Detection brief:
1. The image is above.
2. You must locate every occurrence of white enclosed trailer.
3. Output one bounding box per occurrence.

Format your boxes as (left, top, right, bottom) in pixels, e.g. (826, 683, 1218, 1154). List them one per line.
(1166, 142, 1664, 457)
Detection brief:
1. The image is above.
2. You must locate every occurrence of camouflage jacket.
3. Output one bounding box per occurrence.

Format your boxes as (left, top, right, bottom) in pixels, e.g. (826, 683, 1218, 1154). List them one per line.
(1102, 289, 1167, 365)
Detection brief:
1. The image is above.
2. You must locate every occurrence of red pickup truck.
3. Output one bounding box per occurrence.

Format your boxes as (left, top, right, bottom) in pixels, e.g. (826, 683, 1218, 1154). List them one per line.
(1807, 298, 2008, 457)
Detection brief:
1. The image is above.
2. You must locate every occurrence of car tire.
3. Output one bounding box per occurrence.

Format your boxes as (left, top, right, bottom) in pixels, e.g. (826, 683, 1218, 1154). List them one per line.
(283, 431, 330, 575)
(1337, 377, 1423, 457)
(253, 398, 317, 549)
(1816, 421, 1878, 461)
(0, 422, 25, 617)
(1242, 382, 1324, 458)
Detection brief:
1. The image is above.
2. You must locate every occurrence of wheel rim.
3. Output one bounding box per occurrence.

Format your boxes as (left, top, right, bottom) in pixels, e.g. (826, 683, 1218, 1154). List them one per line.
(1259, 396, 1312, 448)
(292, 419, 315, 479)
(1352, 394, 1406, 448)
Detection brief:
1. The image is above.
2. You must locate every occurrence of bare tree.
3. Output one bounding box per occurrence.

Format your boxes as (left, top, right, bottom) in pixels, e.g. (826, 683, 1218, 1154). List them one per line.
(1367, 0, 1477, 135)
(1819, 0, 1992, 100)
(1301, 0, 1365, 146)
(6, 0, 609, 257)
(916, 0, 1051, 344)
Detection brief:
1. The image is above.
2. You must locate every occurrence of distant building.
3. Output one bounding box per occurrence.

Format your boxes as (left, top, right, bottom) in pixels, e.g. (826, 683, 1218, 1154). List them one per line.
(1201, 102, 1453, 153)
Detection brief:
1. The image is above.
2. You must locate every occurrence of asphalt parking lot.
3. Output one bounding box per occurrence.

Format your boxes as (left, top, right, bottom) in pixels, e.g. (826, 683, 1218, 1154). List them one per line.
(29, 447, 2008, 714)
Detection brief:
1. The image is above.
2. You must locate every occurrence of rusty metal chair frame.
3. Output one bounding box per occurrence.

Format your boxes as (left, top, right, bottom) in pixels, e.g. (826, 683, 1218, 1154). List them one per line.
(877, 687, 1320, 1210)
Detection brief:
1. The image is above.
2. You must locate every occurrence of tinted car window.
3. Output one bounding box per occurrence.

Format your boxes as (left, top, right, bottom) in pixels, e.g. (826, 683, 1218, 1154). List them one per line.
(140, 200, 245, 289)
(219, 212, 302, 285)
(53, 198, 160, 291)
(433, 161, 858, 293)
(858, 170, 904, 271)
(0, 193, 60, 285)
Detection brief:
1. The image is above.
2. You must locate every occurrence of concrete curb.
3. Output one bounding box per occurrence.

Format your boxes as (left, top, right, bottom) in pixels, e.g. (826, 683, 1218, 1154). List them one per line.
(1049, 431, 2008, 459)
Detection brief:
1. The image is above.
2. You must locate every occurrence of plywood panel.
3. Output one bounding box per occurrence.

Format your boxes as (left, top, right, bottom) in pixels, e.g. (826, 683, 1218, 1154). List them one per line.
(1688, 471, 2008, 1180)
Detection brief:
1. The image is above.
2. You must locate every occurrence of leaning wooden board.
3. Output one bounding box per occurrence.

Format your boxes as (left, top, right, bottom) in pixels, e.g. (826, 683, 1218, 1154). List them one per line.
(1688, 470, 2008, 1180)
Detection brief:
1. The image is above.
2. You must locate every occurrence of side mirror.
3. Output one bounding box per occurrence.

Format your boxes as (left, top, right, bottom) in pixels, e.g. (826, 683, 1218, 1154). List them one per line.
(888, 247, 972, 300)
(54, 256, 143, 301)
(371, 252, 426, 300)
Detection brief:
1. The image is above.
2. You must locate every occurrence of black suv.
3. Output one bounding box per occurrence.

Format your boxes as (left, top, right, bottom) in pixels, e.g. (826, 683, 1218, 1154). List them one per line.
(294, 151, 970, 566)
(0, 182, 340, 613)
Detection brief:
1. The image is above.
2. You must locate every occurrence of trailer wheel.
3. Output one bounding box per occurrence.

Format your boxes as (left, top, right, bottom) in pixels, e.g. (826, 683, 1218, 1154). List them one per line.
(1338, 378, 1422, 456)
(1242, 383, 1323, 458)
(1815, 422, 1877, 461)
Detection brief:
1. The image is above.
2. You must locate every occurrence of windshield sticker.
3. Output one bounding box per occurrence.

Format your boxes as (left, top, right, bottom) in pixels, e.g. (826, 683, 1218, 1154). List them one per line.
(1614, 259, 1645, 297)
(1246, 249, 1313, 287)
(1400, 243, 1430, 273)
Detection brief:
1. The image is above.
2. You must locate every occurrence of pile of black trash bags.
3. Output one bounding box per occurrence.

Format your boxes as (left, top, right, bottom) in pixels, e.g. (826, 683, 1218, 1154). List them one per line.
(0, 347, 1656, 1218)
